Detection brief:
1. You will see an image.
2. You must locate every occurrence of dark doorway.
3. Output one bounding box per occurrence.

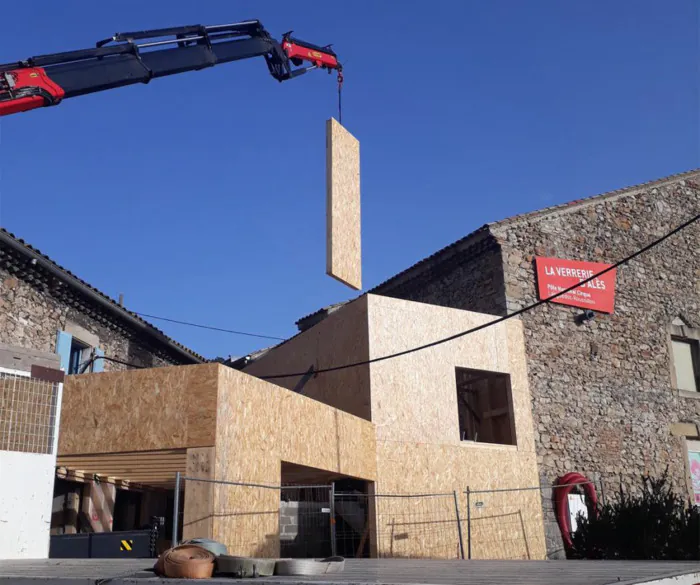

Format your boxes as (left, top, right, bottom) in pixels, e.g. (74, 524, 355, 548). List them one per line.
(334, 478, 371, 558)
(280, 461, 371, 558)
(113, 489, 142, 532)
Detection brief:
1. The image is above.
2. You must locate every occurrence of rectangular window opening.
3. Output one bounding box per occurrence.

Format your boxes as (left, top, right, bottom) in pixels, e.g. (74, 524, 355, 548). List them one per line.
(672, 337, 700, 393)
(455, 367, 516, 446)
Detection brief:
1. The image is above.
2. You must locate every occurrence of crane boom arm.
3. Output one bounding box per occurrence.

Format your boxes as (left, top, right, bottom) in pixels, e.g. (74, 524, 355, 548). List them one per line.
(0, 20, 340, 117)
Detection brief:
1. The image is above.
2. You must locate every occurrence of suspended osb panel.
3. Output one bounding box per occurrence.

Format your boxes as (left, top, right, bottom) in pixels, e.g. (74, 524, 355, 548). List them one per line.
(326, 118, 361, 290)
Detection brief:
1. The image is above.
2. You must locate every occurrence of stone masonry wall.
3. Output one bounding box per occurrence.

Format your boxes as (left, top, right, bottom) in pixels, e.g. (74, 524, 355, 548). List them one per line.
(376, 233, 508, 317)
(490, 175, 700, 557)
(490, 175, 700, 488)
(0, 266, 177, 371)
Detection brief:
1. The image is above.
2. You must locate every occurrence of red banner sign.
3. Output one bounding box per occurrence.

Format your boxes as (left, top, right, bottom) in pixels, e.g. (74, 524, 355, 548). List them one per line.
(535, 256, 617, 313)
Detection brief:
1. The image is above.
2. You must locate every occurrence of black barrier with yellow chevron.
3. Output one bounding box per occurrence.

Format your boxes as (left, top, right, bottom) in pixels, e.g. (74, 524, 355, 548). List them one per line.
(51, 521, 162, 559)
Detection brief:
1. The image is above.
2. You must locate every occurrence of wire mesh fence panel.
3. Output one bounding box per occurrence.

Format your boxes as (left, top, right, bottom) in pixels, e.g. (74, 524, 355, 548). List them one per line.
(334, 492, 372, 558)
(336, 493, 461, 559)
(182, 478, 281, 558)
(467, 488, 544, 560)
(466, 480, 601, 560)
(280, 486, 333, 559)
(538, 484, 569, 559)
(0, 372, 58, 454)
(376, 494, 462, 559)
(177, 476, 609, 561)
(178, 478, 333, 559)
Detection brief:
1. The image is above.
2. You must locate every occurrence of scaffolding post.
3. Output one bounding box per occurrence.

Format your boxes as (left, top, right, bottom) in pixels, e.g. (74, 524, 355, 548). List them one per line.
(330, 482, 337, 557)
(172, 472, 181, 547)
(453, 490, 465, 559)
(466, 486, 472, 559)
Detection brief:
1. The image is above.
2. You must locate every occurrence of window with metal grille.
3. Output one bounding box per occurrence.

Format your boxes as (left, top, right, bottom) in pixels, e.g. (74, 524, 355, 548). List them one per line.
(0, 372, 58, 454)
(455, 367, 516, 446)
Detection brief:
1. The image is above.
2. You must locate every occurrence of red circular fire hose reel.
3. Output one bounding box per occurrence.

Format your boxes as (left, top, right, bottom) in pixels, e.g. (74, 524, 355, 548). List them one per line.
(554, 472, 598, 550)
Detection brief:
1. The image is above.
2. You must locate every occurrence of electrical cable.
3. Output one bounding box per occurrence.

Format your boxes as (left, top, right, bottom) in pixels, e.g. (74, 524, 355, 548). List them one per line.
(260, 210, 700, 380)
(132, 312, 285, 341)
(79, 355, 146, 373)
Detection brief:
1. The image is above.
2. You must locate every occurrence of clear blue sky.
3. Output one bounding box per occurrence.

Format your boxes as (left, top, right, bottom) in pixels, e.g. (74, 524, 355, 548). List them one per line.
(1, 1, 698, 360)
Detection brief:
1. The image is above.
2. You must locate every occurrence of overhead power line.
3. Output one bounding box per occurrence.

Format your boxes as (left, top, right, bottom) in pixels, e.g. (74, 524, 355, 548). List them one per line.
(259, 211, 700, 380)
(80, 355, 146, 373)
(133, 312, 286, 341)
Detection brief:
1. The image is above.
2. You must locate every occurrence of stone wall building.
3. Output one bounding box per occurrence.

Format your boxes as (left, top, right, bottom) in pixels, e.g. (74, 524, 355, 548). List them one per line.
(0, 228, 202, 373)
(297, 169, 700, 557)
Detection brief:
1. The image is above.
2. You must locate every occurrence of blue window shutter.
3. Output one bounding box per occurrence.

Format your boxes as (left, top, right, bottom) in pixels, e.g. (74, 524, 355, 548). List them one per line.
(56, 331, 72, 372)
(93, 348, 105, 373)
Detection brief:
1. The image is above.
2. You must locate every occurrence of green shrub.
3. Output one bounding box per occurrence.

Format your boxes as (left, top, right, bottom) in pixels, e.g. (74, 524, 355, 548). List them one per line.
(571, 471, 700, 560)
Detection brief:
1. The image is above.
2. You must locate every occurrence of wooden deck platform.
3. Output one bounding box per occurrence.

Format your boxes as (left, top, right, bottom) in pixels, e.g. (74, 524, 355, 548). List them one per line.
(1, 558, 699, 585)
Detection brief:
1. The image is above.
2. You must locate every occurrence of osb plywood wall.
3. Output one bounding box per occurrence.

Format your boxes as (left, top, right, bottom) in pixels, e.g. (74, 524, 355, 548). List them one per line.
(365, 295, 546, 560)
(326, 118, 361, 290)
(59, 364, 219, 455)
(183, 447, 215, 541)
(210, 365, 376, 557)
(244, 297, 372, 421)
(373, 442, 544, 560)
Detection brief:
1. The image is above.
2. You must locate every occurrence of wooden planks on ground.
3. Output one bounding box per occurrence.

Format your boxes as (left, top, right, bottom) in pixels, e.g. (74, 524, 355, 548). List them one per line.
(2, 558, 700, 584)
(326, 118, 361, 290)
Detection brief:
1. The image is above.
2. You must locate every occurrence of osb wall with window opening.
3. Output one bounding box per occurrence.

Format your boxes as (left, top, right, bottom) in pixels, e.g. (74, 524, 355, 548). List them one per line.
(365, 295, 546, 560)
(245, 295, 546, 560)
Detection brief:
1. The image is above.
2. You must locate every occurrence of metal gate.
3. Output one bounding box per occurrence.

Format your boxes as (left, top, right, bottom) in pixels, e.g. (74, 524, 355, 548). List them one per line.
(280, 485, 333, 559)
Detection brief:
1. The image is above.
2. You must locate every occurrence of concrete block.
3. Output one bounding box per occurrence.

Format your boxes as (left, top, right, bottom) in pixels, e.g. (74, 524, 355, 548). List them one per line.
(280, 513, 297, 526)
(326, 118, 361, 290)
(279, 515, 292, 526)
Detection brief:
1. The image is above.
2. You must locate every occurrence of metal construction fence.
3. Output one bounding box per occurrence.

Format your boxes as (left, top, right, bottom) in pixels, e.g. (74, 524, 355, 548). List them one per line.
(336, 492, 465, 560)
(172, 473, 603, 561)
(465, 478, 605, 560)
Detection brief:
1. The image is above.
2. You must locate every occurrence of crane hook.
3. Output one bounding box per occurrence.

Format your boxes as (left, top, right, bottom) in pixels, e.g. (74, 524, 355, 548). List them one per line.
(337, 66, 344, 124)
